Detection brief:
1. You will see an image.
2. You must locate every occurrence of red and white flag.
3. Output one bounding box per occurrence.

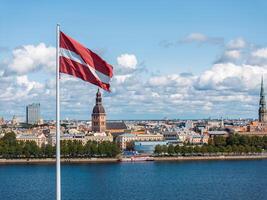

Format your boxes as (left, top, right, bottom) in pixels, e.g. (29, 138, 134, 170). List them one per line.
(59, 31, 113, 91)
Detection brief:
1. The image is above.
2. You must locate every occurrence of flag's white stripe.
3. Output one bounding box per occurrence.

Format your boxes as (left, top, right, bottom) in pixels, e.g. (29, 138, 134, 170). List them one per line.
(59, 48, 111, 84)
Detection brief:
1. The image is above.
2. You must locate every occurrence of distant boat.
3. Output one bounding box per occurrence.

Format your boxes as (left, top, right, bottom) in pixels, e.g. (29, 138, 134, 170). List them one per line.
(119, 156, 154, 162)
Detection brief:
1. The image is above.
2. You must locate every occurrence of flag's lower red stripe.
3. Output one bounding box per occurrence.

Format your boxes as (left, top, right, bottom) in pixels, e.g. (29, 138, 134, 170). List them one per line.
(60, 57, 110, 91)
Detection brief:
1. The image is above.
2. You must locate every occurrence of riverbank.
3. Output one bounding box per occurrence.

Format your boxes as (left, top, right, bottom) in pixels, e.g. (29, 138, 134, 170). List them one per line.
(1, 154, 267, 164)
(154, 154, 267, 162)
(0, 158, 118, 164)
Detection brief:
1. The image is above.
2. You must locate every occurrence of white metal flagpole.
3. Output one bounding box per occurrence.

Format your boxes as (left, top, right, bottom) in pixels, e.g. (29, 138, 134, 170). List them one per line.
(56, 24, 61, 200)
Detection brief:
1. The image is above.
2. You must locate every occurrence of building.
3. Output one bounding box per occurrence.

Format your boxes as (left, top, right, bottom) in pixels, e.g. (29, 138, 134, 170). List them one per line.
(106, 121, 127, 137)
(208, 131, 229, 139)
(116, 133, 163, 149)
(188, 134, 209, 145)
(85, 132, 113, 143)
(91, 89, 106, 132)
(134, 141, 168, 154)
(259, 77, 267, 122)
(48, 132, 113, 146)
(26, 103, 41, 124)
(163, 131, 179, 141)
(16, 133, 46, 147)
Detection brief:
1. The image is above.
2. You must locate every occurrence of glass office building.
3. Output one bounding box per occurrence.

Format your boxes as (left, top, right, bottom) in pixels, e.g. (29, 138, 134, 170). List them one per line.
(134, 141, 168, 154)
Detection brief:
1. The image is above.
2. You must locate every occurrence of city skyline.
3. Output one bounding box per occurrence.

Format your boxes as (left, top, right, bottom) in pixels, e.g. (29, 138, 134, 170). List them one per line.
(1, 0, 267, 120)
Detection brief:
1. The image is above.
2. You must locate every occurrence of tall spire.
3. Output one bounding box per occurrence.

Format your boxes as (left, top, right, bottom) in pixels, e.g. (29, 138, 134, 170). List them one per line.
(260, 75, 265, 97)
(259, 76, 267, 122)
(96, 88, 102, 105)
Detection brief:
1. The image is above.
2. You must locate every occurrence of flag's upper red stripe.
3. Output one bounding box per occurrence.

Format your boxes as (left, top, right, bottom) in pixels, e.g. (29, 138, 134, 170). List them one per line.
(60, 31, 113, 78)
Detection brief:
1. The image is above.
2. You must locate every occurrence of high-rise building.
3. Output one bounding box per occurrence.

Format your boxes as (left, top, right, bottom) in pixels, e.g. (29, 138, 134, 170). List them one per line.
(91, 89, 106, 132)
(26, 103, 41, 124)
(259, 77, 267, 123)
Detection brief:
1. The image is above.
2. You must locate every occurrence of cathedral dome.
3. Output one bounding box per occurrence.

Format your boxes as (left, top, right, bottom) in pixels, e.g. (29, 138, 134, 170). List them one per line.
(92, 105, 105, 114)
(92, 88, 106, 114)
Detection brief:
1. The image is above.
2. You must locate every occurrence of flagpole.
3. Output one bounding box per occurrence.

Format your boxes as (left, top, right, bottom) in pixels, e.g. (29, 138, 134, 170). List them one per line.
(56, 24, 61, 200)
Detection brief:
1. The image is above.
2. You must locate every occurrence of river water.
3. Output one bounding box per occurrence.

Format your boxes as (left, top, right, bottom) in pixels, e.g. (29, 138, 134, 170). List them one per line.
(0, 159, 267, 200)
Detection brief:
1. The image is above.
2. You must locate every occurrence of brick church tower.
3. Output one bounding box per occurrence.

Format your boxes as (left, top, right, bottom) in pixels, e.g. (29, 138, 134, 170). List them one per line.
(91, 89, 106, 132)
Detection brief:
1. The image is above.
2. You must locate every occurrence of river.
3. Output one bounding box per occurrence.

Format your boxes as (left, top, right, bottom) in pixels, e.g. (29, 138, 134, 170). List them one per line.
(0, 159, 267, 200)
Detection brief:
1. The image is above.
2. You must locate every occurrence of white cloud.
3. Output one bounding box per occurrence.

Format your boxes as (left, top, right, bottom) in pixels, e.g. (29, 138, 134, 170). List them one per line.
(16, 75, 43, 92)
(6, 43, 55, 75)
(224, 50, 241, 59)
(117, 54, 137, 69)
(215, 50, 241, 63)
(251, 48, 267, 58)
(1, 39, 267, 120)
(184, 33, 208, 42)
(227, 38, 246, 49)
(203, 102, 213, 111)
(113, 74, 132, 84)
(196, 63, 266, 91)
(181, 33, 223, 45)
(148, 74, 194, 87)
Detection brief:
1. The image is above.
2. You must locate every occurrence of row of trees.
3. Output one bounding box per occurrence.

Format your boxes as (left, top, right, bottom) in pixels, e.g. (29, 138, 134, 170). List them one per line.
(212, 134, 267, 148)
(0, 132, 120, 159)
(154, 134, 267, 156)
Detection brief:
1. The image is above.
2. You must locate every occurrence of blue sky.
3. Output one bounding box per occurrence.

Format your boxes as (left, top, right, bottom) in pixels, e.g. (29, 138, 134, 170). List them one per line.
(1, 0, 267, 120)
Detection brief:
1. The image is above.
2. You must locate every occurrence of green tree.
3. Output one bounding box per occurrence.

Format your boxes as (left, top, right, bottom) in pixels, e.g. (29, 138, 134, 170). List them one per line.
(174, 145, 181, 154)
(167, 144, 175, 155)
(154, 145, 162, 155)
(45, 144, 54, 157)
(161, 145, 168, 154)
(213, 136, 226, 147)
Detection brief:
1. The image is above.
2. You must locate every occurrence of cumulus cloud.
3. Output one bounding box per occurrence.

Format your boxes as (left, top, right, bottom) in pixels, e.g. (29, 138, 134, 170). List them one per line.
(251, 48, 267, 58)
(195, 63, 266, 91)
(1, 38, 267, 120)
(113, 74, 132, 84)
(16, 75, 43, 92)
(148, 74, 194, 88)
(224, 50, 241, 59)
(4, 43, 55, 75)
(216, 50, 241, 63)
(115, 53, 142, 76)
(227, 38, 246, 49)
(246, 48, 267, 66)
(117, 54, 137, 69)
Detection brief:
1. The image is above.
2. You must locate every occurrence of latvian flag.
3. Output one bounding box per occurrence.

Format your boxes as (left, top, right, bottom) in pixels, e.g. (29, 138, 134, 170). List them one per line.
(59, 31, 113, 91)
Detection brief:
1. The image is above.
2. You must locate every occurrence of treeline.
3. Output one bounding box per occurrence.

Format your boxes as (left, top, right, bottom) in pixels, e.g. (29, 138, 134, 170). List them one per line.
(0, 132, 120, 159)
(154, 134, 267, 156)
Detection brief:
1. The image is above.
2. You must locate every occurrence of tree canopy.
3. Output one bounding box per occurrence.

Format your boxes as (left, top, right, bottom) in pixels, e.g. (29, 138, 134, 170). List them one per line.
(0, 132, 120, 159)
(154, 134, 267, 156)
